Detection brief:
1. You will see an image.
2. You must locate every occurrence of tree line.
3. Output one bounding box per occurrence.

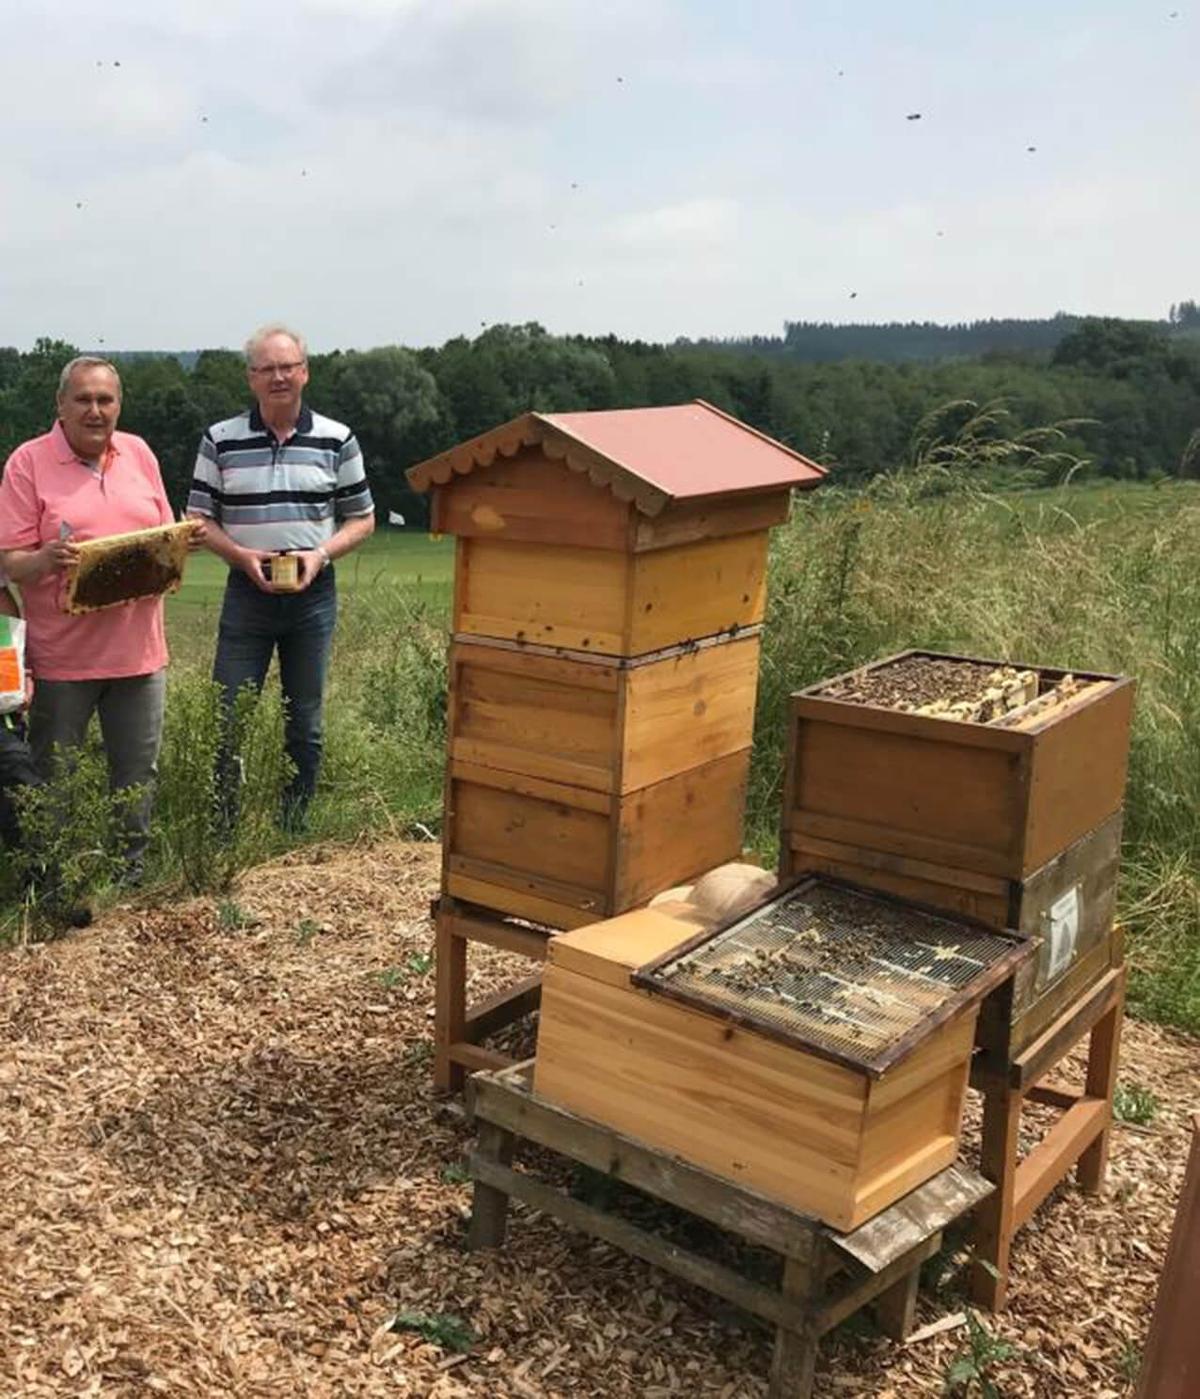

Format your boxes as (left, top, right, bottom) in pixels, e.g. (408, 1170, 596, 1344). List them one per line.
(1, 316, 1198, 527)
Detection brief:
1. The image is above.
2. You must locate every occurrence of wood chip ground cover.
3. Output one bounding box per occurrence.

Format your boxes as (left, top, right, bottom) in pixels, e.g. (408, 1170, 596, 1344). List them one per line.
(1, 840, 1195, 1397)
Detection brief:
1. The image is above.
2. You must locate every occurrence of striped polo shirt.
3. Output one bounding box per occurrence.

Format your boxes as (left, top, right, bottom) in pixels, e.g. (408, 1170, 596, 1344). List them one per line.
(187, 403, 374, 552)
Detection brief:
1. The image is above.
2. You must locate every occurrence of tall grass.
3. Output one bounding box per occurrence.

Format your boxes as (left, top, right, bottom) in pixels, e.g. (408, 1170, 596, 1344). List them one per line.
(751, 473, 1200, 1032)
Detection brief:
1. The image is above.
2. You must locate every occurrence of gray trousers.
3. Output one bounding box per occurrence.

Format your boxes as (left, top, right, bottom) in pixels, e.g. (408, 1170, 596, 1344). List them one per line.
(29, 669, 166, 871)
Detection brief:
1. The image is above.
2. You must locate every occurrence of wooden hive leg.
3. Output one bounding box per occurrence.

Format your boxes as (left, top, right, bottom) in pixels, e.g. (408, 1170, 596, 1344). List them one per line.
(874, 1263, 921, 1341)
(769, 1241, 823, 1399)
(970, 1084, 1023, 1312)
(434, 904, 467, 1094)
(467, 1121, 516, 1251)
(1078, 969, 1126, 1194)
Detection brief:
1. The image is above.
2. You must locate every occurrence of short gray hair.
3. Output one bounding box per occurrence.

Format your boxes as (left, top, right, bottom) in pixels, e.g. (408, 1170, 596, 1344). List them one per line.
(244, 323, 308, 365)
(57, 355, 122, 399)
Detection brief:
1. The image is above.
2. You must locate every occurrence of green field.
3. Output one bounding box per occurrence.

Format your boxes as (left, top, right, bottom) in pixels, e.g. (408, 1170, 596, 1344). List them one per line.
(165, 530, 453, 660)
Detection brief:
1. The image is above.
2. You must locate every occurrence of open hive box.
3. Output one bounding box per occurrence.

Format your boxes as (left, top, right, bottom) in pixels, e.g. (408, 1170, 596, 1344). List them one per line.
(63, 522, 194, 614)
(534, 875, 1033, 1230)
(781, 650, 1133, 1049)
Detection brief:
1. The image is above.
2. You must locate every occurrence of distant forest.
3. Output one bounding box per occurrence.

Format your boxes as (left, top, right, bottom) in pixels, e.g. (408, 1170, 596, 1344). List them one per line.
(1, 309, 1198, 526)
(694, 301, 1200, 363)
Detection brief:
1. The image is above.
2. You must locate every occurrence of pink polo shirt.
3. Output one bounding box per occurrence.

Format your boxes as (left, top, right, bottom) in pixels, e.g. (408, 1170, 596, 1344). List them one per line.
(0, 423, 172, 681)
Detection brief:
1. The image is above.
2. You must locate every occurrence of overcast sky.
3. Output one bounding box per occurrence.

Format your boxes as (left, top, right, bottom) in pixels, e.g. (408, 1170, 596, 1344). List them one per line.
(1, 0, 1195, 352)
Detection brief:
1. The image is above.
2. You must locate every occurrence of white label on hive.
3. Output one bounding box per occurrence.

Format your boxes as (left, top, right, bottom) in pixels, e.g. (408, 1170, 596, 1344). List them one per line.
(1046, 886, 1081, 983)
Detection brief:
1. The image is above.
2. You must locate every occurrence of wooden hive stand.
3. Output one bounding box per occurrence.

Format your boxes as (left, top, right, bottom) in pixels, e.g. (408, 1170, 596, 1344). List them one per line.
(777, 650, 1136, 1308)
(407, 403, 826, 1092)
(433, 895, 551, 1093)
(466, 1062, 993, 1399)
(969, 945, 1127, 1310)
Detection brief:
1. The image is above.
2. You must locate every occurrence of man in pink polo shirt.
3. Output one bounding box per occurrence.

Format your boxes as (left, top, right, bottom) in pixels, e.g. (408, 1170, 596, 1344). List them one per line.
(0, 355, 177, 882)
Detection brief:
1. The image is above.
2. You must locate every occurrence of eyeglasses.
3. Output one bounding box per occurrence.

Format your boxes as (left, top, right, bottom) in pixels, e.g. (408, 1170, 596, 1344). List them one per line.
(250, 360, 306, 377)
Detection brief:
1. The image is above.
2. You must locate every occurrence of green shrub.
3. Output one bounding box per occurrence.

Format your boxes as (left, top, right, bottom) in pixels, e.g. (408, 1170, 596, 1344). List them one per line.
(153, 672, 292, 892)
(4, 741, 133, 937)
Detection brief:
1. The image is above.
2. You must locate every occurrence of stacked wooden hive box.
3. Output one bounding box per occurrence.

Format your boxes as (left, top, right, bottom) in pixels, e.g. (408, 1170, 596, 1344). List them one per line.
(406, 401, 825, 1089)
(779, 650, 1135, 1053)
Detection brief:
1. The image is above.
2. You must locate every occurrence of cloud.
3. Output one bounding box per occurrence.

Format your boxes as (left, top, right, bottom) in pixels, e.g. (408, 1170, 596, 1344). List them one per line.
(609, 197, 741, 248)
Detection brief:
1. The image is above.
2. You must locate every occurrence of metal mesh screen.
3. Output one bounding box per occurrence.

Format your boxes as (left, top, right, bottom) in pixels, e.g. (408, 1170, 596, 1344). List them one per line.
(635, 879, 1022, 1074)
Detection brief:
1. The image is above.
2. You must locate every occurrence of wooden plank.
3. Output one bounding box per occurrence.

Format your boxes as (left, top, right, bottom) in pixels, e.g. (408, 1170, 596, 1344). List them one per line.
(837, 1163, 992, 1273)
(614, 749, 749, 910)
(547, 907, 697, 989)
(1011, 1097, 1108, 1230)
(1011, 812, 1123, 1008)
(789, 714, 1023, 880)
(1023, 681, 1134, 873)
(469, 1069, 821, 1258)
(634, 490, 790, 552)
(788, 833, 1010, 901)
(1078, 977, 1125, 1192)
(446, 873, 597, 931)
(1012, 968, 1122, 1090)
(468, 1154, 805, 1330)
(874, 1266, 921, 1341)
(448, 853, 606, 917)
(435, 906, 467, 1094)
(1026, 1082, 1082, 1111)
(628, 532, 768, 654)
(464, 973, 543, 1044)
(769, 1249, 822, 1399)
(438, 447, 633, 550)
(450, 641, 618, 793)
(814, 1234, 942, 1335)
(448, 767, 611, 909)
(970, 1084, 1022, 1311)
(447, 1042, 512, 1074)
(534, 963, 871, 1229)
(1136, 1114, 1200, 1399)
(621, 634, 760, 792)
(449, 759, 612, 814)
(790, 691, 1028, 754)
(1010, 931, 1116, 1052)
(447, 906, 550, 961)
(457, 538, 628, 653)
(451, 637, 622, 688)
(466, 1121, 515, 1250)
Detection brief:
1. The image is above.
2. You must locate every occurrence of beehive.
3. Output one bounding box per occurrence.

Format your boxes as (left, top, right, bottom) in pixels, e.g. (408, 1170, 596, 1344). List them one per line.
(534, 880, 1032, 1230)
(410, 401, 825, 925)
(781, 650, 1134, 1048)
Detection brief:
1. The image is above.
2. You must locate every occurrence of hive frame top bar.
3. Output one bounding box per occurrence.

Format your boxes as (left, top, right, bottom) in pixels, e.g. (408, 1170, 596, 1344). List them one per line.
(798, 648, 1125, 704)
(632, 874, 1036, 1078)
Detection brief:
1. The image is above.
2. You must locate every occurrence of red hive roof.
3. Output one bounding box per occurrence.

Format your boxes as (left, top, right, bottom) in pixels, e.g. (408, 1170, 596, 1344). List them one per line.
(406, 399, 826, 517)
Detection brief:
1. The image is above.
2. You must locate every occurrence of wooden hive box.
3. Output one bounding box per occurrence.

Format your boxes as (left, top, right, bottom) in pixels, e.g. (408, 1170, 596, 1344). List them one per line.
(444, 750, 750, 929)
(447, 632, 761, 795)
(408, 401, 825, 659)
(781, 650, 1134, 1050)
(782, 650, 1133, 882)
(533, 901, 1018, 1231)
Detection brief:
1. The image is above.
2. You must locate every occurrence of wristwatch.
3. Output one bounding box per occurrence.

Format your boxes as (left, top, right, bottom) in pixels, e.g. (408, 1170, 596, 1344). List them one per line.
(317, 545, 331, 571)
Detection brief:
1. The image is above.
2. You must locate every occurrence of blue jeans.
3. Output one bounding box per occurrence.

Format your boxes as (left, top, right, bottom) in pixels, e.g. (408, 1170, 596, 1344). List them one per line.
(214, 568, 337, 823)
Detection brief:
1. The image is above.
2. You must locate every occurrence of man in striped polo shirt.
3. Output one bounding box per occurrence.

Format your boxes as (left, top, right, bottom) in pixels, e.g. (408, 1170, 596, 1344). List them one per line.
(188, 323, 375, 826)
